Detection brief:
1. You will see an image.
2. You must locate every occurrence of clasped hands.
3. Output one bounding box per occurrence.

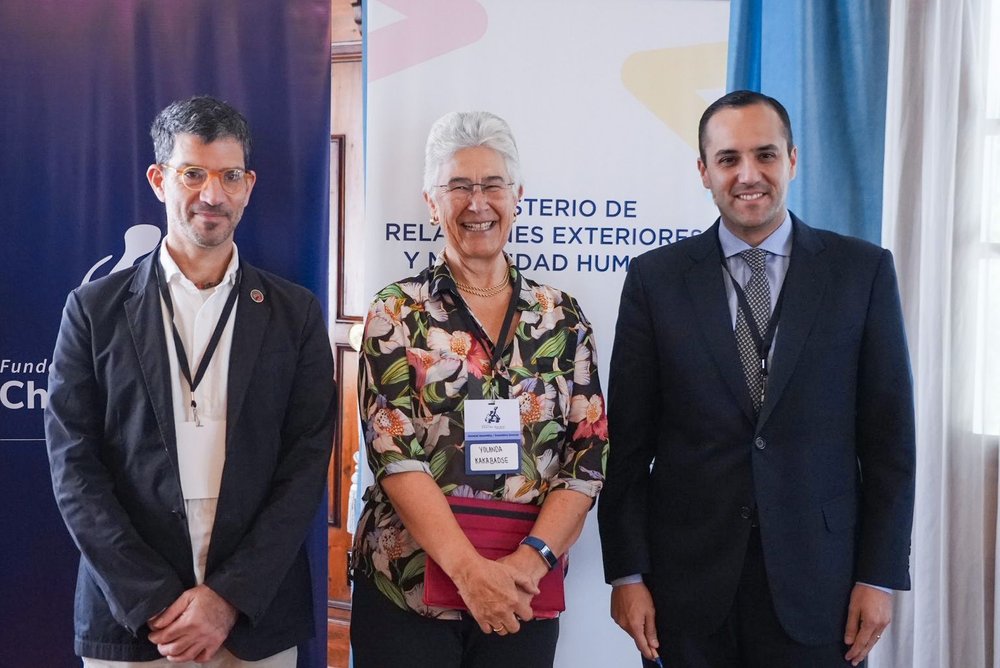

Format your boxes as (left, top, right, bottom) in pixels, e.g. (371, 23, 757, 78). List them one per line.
(454, 545, 549, 636)
(147, 584, 238, 663)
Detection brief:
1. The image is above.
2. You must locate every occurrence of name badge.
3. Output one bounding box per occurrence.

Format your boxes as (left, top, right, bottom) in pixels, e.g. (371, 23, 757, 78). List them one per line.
(464, 399, 521, 475)
(176, 419, 226, 500)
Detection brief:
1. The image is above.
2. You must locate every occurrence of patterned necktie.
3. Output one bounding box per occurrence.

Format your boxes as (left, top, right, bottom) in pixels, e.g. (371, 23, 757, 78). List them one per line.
(735, 248, 771, 413)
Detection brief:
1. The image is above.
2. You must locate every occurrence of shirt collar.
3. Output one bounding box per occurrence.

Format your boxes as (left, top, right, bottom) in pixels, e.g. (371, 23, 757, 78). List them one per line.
(158, 242, 240, 289)
(718, 212, 793, 259)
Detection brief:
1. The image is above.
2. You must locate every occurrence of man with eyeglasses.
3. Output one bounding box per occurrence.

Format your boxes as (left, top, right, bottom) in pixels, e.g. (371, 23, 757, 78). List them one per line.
(45, 96, 336, 667)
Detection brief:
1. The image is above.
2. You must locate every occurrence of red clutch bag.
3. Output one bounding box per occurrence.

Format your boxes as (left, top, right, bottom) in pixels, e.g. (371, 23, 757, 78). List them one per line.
(422, 496, 566, 619)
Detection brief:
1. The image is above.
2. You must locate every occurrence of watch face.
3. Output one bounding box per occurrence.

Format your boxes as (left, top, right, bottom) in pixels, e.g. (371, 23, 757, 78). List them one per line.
(540, 547, 558, 568)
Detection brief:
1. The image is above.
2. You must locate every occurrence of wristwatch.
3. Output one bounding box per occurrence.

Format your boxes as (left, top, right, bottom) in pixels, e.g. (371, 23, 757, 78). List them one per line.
(520, 535, 559, 570)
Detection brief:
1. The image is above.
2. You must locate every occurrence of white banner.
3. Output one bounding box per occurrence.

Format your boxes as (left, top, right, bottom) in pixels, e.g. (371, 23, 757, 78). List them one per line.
(365, 1, 729, 664)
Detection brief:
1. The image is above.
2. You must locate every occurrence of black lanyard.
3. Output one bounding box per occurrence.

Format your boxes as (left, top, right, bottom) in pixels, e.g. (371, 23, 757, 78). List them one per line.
(451, 270, 521, 401)
(155, 262, 241, 426)
(719, 247, 787, 387)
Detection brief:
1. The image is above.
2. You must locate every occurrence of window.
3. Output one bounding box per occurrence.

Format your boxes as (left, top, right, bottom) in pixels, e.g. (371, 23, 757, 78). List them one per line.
(973, 0, 1000, 434)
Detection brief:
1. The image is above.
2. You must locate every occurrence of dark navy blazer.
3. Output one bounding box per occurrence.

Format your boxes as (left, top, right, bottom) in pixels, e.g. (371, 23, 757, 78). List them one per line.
(598, 216, 915, 644)
(46, 250, 336, 661)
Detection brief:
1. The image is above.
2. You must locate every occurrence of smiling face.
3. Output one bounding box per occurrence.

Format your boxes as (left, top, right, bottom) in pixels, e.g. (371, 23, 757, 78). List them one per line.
(697, 103, 797, 246)
(146, 133, 256, 255)
(424, 146, 521, 267)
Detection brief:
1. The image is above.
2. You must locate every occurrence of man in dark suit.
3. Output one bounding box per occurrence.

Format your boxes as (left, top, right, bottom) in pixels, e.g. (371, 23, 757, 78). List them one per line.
(598, 91, 915, 668)
(45, 96, 335, 666)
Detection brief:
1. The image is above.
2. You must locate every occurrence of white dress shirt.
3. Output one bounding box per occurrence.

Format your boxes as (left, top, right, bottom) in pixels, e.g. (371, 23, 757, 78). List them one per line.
(158, 243, 239, 585)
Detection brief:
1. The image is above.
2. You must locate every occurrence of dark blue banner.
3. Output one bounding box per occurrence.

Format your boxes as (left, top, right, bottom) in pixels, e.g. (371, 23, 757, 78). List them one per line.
(0, 2, 331, 666)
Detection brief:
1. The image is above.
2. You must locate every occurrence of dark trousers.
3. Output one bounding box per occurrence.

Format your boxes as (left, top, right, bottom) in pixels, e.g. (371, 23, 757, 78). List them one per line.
(350, 573, 559, 668)
(642, 528, 861, 668)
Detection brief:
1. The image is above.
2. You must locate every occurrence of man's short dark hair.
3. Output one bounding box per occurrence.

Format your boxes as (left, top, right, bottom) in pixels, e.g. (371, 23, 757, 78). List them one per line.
(151, 95, 252, 167)
(698, 90, 794, 163)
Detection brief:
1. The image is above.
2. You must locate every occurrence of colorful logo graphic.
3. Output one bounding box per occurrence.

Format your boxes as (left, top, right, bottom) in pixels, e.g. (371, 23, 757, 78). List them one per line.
(621, 42, 728, 153)
(81, 224, 162, 285)
(369, 0, 489, 81)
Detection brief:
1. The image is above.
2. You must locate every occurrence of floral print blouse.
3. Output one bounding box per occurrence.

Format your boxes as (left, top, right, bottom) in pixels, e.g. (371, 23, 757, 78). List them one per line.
(351, 253, 608, 618)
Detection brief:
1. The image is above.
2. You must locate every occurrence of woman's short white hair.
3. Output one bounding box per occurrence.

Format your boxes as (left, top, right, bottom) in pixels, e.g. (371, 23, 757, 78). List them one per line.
(423, 111, 522, 194)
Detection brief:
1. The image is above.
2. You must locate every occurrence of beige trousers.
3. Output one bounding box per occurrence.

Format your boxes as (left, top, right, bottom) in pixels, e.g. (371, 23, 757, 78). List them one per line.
(81, 646, 297, 668)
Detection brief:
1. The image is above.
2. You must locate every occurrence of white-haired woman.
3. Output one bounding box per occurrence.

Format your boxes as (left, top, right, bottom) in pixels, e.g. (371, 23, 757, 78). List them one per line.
(350, 111, 608, 666)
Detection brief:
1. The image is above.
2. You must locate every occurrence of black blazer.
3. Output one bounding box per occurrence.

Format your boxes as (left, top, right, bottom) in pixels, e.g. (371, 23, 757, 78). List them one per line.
(598, 216, 915, 644)
(45, 250, 336, 661)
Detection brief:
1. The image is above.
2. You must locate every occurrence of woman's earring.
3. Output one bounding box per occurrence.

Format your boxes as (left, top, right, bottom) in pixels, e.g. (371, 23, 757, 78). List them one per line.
(429, 216, 440, 226)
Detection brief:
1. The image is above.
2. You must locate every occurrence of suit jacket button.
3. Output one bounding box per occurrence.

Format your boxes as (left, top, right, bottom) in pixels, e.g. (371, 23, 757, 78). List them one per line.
(740, 505, 752, 519)
(754, 437, 766, 450)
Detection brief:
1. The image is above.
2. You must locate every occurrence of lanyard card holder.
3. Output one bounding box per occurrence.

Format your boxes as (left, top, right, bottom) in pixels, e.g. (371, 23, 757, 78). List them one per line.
(464, 398, 521, 475)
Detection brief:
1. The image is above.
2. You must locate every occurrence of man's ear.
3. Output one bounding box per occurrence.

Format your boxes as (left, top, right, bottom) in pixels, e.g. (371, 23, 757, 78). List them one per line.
(697, 158, 710, 189)
(240, 170, 257, 206)
(146, 164, 166, 203)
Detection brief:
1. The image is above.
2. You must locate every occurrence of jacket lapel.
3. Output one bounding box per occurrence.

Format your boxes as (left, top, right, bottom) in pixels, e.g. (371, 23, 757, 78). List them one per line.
(684, 221, 758, 422)
(225, 263, 271, 448)
(756, 216, 829, 429)
(124, 250, 180, 478)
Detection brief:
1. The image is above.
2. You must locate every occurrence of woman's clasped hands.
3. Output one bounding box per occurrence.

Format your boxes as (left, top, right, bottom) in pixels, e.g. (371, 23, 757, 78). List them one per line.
(453, 551, 543, 635)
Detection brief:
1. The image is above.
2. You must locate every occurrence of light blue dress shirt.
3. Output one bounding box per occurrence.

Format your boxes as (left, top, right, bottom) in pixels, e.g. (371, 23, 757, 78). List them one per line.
(718, 213, 792, 331)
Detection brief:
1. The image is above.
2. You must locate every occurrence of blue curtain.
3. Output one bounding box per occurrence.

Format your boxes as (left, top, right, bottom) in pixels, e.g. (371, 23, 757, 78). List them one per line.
(0, 2, 331, 666)
(728, 0, 890, 243)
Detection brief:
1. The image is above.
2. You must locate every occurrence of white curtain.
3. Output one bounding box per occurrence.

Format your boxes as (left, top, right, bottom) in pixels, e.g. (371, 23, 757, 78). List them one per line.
(879, 0, 1000, 666)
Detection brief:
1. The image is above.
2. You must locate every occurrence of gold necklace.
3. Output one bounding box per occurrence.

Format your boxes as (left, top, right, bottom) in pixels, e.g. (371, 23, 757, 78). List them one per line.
(454, 271, 510, 298)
